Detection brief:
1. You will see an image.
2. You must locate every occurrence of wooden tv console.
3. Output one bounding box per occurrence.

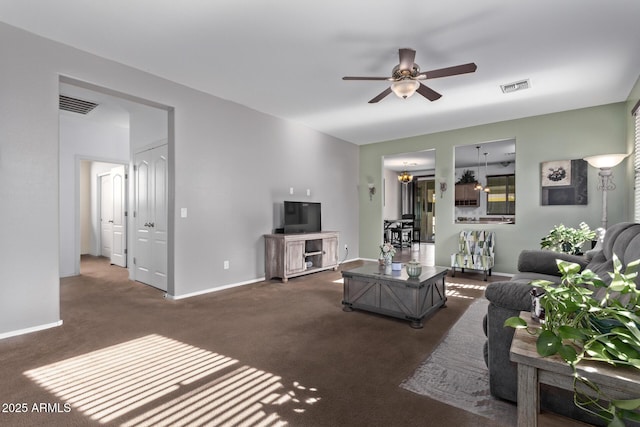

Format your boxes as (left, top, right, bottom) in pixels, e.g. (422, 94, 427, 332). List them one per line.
(264, 231, 339, 282)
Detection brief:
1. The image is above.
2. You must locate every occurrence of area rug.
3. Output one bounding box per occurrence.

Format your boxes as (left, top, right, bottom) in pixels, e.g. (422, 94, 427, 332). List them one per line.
(400, 298, 517, 425)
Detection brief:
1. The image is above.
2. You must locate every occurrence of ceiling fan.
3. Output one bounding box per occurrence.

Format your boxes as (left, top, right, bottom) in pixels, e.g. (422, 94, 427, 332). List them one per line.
(342, 48, 477, 103)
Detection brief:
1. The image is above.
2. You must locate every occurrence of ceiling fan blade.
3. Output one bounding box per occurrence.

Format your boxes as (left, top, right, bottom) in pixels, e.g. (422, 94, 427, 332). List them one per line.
(368, 87, 392, 103)
(419, 62, 477, 79)
(416, 83, 442, 101)
(343, 76, 392, 81)
(398, 48, 416, 71)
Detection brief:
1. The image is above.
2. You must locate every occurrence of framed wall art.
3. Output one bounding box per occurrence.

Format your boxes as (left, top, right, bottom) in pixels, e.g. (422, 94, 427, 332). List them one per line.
(541, 159, 588, 205)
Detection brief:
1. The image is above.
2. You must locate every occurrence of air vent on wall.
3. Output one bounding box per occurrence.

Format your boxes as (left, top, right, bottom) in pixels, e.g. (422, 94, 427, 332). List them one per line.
(59, 94, 98, 114)
(500, 79, 530, 94)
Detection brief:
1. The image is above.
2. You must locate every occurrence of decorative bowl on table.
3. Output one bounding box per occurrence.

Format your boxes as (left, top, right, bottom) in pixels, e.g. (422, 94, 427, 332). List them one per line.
(405, 260, 422, 278)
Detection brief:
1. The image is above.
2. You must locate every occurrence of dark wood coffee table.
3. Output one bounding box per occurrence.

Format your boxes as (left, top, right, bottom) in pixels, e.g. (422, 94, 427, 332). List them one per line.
(341, 262, 448, 328)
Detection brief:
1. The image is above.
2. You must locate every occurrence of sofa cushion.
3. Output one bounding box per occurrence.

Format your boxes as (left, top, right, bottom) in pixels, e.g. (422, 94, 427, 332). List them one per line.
(485, 280, 532, 311)
(517, 249, 588, 277)
(511, 271, 564, 285)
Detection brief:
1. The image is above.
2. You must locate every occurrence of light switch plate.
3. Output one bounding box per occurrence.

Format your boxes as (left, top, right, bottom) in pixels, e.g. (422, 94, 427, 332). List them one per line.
(181, 208, 187, 218)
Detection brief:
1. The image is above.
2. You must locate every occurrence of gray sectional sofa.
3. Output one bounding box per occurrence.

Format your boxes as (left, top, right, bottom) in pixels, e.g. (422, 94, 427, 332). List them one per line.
(483, 222, 640, 424)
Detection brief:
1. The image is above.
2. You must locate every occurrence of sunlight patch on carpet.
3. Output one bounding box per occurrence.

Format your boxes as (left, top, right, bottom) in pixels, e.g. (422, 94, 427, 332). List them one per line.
(24, 334, 320, 426)
(400, 298, 517, 424)
(446, 281, 487, 299)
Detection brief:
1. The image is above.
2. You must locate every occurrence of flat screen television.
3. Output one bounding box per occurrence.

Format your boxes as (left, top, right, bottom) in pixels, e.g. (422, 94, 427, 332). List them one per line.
(284, 201, 321, 234)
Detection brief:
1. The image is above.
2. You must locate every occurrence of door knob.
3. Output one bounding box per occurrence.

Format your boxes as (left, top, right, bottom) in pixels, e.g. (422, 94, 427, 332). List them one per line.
(149, 222, 155, 228)
(108, 220, 114, 223)
(144, 222, 149, 227)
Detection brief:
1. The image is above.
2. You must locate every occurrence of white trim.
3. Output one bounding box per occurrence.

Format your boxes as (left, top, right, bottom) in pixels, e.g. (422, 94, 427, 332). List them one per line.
(165, 257, 364, 300)
(164, 277, 266, 300)
(0, 320, 63, 340)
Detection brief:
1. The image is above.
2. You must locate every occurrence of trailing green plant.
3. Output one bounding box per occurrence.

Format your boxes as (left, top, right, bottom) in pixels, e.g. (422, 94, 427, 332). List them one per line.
(456, 169, 476, 184)
(540, 222, 596, 255)
(505, 256, 640, 426)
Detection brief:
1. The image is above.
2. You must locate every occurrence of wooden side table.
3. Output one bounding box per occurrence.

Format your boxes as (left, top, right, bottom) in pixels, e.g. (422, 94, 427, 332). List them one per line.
(509, 312, 640, 427)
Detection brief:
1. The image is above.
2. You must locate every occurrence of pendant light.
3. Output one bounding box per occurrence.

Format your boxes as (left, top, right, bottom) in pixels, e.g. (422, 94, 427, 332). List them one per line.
(483, 152, 491, 193)
(474, 146, 483, 191)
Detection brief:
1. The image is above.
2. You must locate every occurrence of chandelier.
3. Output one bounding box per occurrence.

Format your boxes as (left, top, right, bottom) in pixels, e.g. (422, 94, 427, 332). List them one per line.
(398, 170, 413, 184)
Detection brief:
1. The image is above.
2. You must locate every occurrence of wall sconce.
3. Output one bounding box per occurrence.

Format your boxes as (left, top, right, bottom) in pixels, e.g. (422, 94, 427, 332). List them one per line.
(439, 178, 447, 198)
(583, 153, 627, 230)
(368, 183, 376, 201)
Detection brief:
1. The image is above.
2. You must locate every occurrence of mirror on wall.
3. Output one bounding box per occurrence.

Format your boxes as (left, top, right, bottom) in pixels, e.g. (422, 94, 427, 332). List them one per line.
(454, 139, 516, 224)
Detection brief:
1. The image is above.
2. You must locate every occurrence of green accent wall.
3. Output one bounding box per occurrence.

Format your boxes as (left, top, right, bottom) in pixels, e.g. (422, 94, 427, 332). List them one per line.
(359, 103, 629, 274)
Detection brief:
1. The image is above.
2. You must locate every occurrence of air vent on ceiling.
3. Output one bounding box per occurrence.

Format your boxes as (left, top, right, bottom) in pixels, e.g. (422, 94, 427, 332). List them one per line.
(59, 95, 98, 114)
(500, 79, 530, 94)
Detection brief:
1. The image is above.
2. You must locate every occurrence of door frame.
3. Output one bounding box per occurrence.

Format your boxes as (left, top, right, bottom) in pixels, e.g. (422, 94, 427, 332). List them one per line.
(75, 157, 129, 275)
(62, 75, 175, 295)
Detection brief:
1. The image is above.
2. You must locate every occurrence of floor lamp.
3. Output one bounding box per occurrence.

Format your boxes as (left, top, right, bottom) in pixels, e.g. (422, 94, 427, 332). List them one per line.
(583, 153, 627, 231)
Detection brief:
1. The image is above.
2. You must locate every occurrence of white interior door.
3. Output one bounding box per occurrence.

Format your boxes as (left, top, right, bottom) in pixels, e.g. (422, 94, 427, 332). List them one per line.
(134, 145, 168, 291)
(110, 165, 127, 267)
(100, 174, 113, 257)
(151, 145, 168, 290)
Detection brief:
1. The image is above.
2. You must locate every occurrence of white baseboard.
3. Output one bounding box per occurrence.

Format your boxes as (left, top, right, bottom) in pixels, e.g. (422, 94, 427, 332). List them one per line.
(339, 257, 362, 264)
(0, 320, 63, 340)
(165, 277, 266, 300)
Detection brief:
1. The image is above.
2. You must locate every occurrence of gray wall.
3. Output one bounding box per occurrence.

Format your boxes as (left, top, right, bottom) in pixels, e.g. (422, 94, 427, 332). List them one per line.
(0, 23, 359, 337)
(360, 103, 630, 274)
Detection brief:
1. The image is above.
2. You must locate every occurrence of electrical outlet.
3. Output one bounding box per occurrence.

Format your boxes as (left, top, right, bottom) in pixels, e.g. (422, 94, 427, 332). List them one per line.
(223, 260, 230, 270)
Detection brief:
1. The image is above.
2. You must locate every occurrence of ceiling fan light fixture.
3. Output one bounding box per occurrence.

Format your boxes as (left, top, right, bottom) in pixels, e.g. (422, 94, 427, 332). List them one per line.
(391, 79, 420, 99)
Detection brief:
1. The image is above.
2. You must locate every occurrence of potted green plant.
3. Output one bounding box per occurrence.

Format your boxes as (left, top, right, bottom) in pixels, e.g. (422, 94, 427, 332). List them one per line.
(456, 169, 477, 184)
(505, 256, 640, 426)
(540, 222, 596, 255)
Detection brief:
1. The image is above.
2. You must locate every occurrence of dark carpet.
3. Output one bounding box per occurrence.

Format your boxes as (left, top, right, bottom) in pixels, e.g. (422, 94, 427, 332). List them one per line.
(0, 257, 578, 426)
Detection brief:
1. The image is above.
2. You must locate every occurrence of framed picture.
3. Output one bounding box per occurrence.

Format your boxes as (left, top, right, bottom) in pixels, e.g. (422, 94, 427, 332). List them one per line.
(541, 159, 588, 205)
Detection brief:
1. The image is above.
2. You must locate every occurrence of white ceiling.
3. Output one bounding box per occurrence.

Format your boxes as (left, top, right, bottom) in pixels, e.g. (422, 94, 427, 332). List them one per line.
(2, 1, 639, 145)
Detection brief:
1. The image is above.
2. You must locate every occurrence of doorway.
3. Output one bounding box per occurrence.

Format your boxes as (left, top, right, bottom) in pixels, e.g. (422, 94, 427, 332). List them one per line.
(60, 76, 172, 294)
(414, 177, 436, 243)
(382, 150, 436, 266)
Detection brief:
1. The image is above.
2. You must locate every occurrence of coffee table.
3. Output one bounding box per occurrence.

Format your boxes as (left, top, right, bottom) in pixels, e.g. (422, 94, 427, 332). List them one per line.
(341, 262, 448, 328)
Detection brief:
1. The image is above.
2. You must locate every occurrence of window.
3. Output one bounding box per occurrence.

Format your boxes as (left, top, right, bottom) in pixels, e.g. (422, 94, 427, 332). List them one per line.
(634, 102, 640, 222)
(486, 174, 515, 215)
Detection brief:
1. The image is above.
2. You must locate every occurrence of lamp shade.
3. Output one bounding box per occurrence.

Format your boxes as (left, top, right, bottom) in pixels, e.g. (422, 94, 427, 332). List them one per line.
(583, 153, 627, 169)
(391, 79, 420, 99)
